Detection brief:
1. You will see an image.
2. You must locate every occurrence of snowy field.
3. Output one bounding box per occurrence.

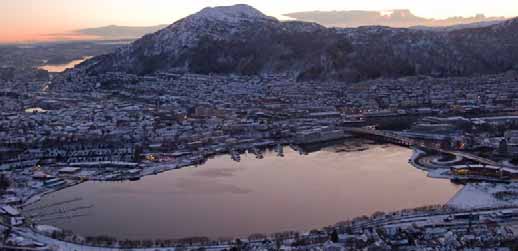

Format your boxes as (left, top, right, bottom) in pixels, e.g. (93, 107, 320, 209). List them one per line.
(448, 182, 518, 209)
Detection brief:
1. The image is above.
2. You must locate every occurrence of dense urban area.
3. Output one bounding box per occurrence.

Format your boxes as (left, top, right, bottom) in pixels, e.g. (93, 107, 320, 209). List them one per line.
(2, 47, 518, 250)
(4, 4, 518, 250)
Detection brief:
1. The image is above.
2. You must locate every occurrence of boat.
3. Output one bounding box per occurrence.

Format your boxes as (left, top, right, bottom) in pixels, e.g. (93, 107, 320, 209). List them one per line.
(251, 147, 264, 159)
(231, 154, 241, 162)
(230, 149, 241, 162)
(275, 144, 284, 157)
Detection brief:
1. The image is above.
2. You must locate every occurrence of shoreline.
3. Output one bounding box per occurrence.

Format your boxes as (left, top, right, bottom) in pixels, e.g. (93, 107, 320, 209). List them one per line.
(18, 144, 460, 246)
(21, 180, 85, 209)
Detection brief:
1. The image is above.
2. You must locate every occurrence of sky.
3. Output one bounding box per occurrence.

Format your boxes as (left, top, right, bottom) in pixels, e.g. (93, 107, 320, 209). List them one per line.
(2, 0, 518, 43)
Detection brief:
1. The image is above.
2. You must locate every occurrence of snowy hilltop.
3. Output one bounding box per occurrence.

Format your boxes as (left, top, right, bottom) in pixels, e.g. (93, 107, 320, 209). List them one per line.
(191, 4, 273, 23)
(74, 4, 518, 82)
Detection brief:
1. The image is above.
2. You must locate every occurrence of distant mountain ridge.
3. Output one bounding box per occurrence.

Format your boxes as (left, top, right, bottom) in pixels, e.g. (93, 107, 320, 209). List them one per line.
(76, 25, 168, 40)
(284, 9, 508, 28)
(74, 5, 518, 82)
(411, 20, 507, 31)
(69, 9, 508, 41)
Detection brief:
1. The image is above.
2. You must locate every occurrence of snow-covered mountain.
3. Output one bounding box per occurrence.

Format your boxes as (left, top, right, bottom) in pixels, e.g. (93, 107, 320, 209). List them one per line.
(76, 4, 518, 82)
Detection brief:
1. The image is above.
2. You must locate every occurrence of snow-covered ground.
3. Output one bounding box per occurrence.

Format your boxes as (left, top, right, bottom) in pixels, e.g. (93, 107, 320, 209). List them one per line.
(409, 149, 453, 180)
(426, 168, 452, 179)
(14, 227, 232, 251)
(409, 148, 426, 170)
(448, 182, 518, 209)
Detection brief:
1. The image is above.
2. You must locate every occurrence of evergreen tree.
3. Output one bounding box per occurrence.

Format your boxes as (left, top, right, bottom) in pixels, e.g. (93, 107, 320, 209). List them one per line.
(330, 230, 339, 243)
(0, 174, 10, 192)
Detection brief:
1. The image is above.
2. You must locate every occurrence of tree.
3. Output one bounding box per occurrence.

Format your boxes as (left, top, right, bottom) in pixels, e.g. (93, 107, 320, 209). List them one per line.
(275, 238, 282, 250)
(235, 238, 242, 250)
(0, 174, 10, 192)
(330, 230, 339, 243)
(2, 227, 12, 243)
(499, 139, 508, 156)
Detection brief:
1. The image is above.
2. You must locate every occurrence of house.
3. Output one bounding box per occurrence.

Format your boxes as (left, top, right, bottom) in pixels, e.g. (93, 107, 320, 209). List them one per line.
(43, 178, 66, 188)
(504, 130, 518, 155)
(0, 205, 20, 217)
(58, 167, 81, 175)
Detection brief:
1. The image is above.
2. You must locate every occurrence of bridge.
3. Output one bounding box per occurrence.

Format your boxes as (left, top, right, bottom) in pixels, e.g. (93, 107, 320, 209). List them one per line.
(429, 148, 499, 167)
(345, 127, 500, 167)
(344, 127, 416, 147)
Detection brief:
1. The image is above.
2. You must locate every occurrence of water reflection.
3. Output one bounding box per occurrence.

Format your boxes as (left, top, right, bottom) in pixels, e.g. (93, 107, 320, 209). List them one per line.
(29, 145, 461, 240)
(38, 56, 92, 73)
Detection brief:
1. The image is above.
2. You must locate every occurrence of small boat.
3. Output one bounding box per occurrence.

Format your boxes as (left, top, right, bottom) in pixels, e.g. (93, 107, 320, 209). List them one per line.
(230, 149, 241, 162)
(251, 147, 263, 159)
(275, 144, 284, 157)
(231, 155, 241, 162)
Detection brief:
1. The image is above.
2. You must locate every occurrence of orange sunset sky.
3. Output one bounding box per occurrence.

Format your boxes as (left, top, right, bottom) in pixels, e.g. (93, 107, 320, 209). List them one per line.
(2, 0, 518, 43)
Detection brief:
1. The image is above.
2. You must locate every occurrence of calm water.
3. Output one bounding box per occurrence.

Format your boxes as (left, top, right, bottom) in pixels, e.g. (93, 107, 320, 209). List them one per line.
(29, 145, 461, 240)
(38, 56, 92, 72)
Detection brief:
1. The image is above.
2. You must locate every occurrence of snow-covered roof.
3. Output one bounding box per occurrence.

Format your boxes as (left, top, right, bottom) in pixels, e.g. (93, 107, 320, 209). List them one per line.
(58, 167, 81, 173)
(1, 205, 20, 216)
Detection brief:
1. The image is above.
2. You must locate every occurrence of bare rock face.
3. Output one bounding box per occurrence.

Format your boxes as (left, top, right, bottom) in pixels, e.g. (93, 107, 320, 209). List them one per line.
(75, 5, 518, 82)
